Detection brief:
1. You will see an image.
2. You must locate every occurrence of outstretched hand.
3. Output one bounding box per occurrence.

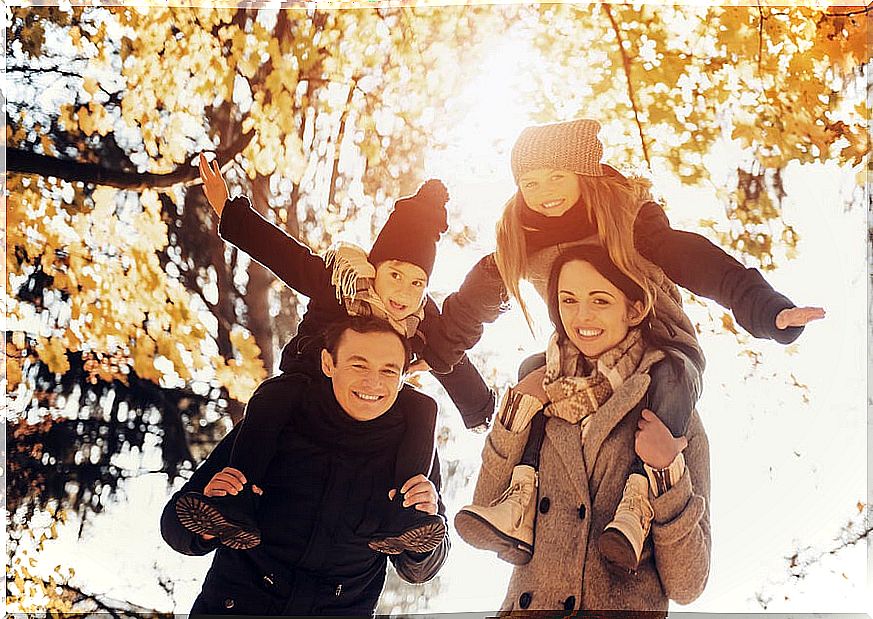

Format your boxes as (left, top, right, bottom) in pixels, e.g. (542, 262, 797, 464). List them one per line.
(198, 153, 229, 216)
(775, 306, 825, 330)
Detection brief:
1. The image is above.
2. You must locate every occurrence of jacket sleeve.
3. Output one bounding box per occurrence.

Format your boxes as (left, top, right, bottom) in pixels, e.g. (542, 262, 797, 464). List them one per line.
(633, 201, 803, 344)
(390, 451, 451, 583)
(218, 196, 337, 305)
(160, 426, 239, 556)
(419, 253, 510, 370)
(430, 354, 496, 430)
(649, 410, 711, 605)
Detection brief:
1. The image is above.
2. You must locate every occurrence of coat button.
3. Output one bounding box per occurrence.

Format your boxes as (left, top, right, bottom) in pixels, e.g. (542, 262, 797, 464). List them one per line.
(538, 497, 551, 514)
(223, 598, 235, 609)
(578, 504, 587, 520)
(564, 595, 576, 610)
(519, 592, 532, 609)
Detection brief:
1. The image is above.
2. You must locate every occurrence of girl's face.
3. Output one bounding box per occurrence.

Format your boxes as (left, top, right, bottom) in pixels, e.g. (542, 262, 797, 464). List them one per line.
(518, 168, 582, 217)
(373, 260, 428, 320)
(557, 259, 643, 358)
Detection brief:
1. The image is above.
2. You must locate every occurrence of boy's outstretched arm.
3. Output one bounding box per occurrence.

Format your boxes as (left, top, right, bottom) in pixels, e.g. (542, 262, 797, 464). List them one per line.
(198, 153, 337, 304)
(634, 201, 824, 344)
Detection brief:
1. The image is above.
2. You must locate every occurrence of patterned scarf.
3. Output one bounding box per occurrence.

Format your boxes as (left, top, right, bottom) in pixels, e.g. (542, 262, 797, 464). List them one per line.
(542, 328, 646, 437)
(323, 243, 424, 339)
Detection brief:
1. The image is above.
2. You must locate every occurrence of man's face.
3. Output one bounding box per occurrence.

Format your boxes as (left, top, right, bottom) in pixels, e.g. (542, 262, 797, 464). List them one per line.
(320, 328, 406, 421)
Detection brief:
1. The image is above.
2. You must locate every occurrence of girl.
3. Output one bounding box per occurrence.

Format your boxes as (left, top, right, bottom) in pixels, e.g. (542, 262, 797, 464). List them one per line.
(177, 155, 500, 555)
(453, 118, 822, 571)
(463, 244, 710, 614)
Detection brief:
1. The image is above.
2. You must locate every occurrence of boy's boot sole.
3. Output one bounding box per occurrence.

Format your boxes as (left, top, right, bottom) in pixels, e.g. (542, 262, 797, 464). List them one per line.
(368, 517, 447, 555)
(176, 492, 261, 551)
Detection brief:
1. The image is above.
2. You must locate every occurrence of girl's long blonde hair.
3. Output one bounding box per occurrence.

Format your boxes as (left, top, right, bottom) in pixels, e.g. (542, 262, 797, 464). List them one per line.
(495, 172, 657, 328)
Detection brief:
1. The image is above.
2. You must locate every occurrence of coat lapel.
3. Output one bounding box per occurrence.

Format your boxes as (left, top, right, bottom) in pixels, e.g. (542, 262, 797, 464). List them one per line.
(544, 417, 588, 502)
(581, 349, 664, 477)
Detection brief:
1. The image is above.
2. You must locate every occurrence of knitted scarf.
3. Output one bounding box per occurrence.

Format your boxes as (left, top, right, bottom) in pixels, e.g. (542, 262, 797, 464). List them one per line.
(323, 243, 424, 340)
(542, 328, 646, 436)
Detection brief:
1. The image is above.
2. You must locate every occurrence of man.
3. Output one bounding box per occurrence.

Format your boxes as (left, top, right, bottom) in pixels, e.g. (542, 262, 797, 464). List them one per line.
(160, 316, 449, 615)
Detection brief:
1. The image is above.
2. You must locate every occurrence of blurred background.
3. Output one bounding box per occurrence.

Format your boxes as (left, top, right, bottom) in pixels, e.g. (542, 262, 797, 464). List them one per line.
(4, 2, 870, 615)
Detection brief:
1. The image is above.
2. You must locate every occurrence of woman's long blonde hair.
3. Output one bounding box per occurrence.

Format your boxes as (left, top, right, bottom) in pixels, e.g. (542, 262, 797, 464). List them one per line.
(494, 172, 657, 328)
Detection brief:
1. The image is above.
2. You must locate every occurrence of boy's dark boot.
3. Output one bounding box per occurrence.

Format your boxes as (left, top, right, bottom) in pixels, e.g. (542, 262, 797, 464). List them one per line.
(175, 486, 261, 550)
(367, 494, 447, 555)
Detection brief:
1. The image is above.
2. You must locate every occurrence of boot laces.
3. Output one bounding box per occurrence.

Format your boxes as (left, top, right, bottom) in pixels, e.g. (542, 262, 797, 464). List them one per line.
(618, 494, 654, 526)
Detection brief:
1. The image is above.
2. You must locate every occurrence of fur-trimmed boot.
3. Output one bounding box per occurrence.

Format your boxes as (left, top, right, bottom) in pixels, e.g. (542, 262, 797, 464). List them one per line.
(367, 494, 447, 555)
(175, 486, 261, 550)
(597, 473, 654, 572)
(453, 464, 537, 565)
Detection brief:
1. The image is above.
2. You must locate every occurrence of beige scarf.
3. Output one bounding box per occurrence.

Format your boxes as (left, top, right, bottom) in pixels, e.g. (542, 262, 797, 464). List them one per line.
(542, 328, 646, 436)
(323, 243, 424, 339)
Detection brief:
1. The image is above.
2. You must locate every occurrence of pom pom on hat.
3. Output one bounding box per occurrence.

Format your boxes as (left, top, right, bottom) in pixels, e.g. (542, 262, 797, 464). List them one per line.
(368, 179, 450, 278)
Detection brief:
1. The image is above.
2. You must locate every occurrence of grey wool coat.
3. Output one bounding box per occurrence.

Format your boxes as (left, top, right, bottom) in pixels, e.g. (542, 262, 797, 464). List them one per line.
(473, 348, 711, 614)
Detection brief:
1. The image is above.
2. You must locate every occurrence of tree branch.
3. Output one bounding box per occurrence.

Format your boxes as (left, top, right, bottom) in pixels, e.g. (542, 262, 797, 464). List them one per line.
(7, 130, 253, 191)
(824, 6, 871, 17)
(602, 3, 651, 168)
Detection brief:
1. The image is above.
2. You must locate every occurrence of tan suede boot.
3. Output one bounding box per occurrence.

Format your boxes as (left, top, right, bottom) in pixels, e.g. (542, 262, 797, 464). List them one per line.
(454, 464, 537, 565)
(597, 473, 654, 572)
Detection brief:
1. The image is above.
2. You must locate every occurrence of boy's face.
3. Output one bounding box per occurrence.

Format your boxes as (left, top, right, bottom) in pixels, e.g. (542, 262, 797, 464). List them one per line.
(320, 328, 406, 421)
(373, 260, 428, 320)
(518, 168, 582, 218)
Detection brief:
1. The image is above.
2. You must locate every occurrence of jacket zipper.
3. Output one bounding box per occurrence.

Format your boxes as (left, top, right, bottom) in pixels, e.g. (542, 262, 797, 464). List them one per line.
(335, 584, 342, 597)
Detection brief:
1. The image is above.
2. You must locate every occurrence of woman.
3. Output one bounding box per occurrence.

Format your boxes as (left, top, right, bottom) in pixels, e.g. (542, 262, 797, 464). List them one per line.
(467, 244, 711, 614)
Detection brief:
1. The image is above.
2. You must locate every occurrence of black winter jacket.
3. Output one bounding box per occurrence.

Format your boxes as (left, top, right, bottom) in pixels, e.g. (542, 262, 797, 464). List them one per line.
(160, 373, 450, 616)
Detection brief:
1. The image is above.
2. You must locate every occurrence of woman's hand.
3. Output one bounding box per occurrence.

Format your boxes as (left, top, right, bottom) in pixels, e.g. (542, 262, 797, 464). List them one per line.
(514, 365, 548, 405)
(198, 153, 229, 216)
(775, 306, 825, 329)
(634, 409, 687, 470)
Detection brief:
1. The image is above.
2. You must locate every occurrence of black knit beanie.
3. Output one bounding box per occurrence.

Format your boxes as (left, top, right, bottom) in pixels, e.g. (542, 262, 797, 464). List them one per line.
(368, 179, 449, 278)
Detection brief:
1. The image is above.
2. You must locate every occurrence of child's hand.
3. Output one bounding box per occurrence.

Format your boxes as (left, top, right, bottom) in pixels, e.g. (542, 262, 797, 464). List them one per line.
(775, 306, 826, 329)
(407, 359, 431, 374)
(635, 409, 687, 470)
(198, 153, 229, 216)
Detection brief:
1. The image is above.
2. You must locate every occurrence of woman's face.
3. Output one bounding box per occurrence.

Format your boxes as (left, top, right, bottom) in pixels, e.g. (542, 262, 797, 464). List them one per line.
(373, 260, 428, 320)
(557, 259, 643, 358)
(517, 168, 582, 217)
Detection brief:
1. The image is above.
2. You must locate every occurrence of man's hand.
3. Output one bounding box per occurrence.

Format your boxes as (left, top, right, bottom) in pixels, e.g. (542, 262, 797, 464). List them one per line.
(775, 306, 825, 329)
(634, 409, 687, 470)
(199, 467, 261, 540)
(388, 473, 438, 516)
(198, 153, 229, 216)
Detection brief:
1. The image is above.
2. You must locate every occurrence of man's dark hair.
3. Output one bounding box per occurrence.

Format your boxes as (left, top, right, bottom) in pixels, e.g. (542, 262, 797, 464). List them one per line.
(323, 315, 412, 372)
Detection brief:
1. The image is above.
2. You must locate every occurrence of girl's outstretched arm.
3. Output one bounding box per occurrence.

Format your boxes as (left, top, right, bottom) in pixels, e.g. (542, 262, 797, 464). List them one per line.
(634, 202, 823, 344)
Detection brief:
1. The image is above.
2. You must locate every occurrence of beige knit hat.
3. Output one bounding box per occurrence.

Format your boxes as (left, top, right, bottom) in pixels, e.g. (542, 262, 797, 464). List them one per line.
(510, 118, 605, 182)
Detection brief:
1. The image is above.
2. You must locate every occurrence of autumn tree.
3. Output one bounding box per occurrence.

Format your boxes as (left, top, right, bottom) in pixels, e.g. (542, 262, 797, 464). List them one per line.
(5, 2, 868, 613)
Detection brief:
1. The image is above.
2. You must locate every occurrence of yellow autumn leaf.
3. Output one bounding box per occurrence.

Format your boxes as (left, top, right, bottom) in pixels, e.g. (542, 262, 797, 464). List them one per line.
(35, 337, 70, 375)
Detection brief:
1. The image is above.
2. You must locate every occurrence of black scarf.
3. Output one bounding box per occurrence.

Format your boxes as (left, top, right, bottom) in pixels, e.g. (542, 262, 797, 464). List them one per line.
(295, 373, 407, 458)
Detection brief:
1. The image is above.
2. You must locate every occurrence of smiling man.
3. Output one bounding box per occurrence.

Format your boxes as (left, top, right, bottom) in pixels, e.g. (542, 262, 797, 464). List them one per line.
(161, 315, 450, 616)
